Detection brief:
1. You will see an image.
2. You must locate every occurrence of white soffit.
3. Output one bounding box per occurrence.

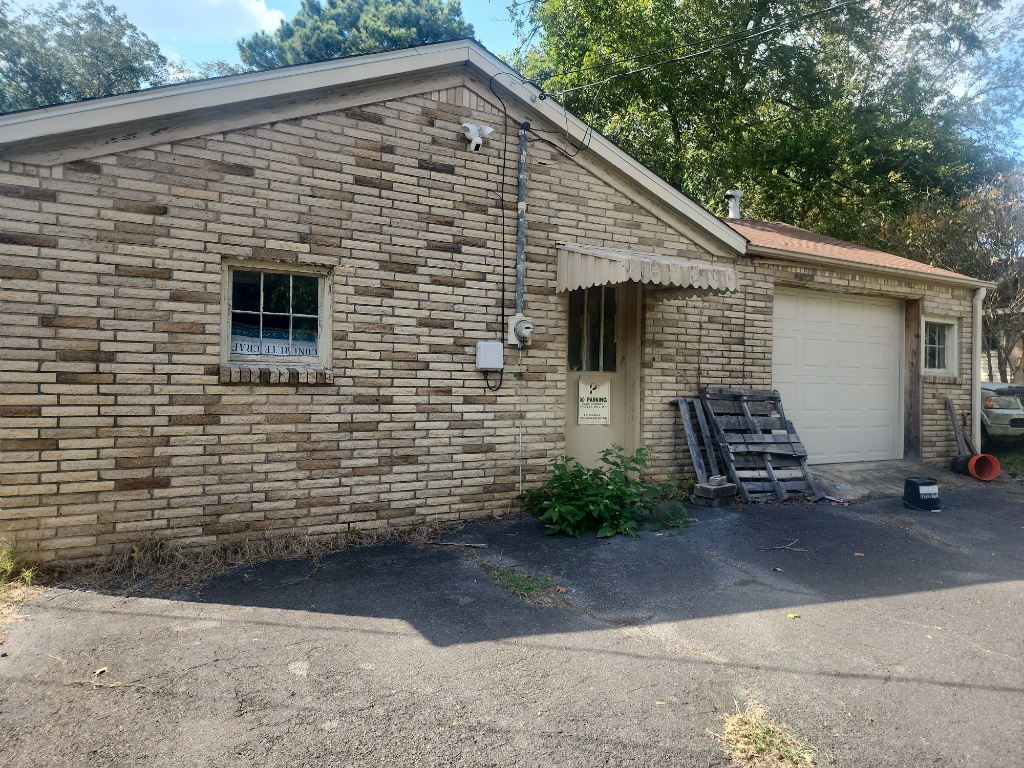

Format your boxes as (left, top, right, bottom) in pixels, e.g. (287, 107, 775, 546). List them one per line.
(556, 242, 738, 293)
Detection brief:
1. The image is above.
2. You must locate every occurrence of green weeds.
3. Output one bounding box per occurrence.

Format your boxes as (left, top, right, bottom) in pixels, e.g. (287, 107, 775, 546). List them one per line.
(524, 445, 688, 537)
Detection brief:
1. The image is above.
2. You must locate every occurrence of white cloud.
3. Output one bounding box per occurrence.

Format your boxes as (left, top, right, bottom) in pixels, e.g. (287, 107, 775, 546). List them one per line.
(24, 0, 293, 64)
(237, 0, 287, 33)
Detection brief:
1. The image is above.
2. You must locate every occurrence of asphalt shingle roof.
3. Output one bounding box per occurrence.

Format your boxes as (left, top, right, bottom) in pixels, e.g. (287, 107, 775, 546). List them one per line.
(724, 218, 974, 282)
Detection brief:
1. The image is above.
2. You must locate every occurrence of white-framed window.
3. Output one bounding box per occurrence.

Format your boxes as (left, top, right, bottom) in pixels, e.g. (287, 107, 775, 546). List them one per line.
(923, 318, 958, 376)
(221, 261, 332, 367)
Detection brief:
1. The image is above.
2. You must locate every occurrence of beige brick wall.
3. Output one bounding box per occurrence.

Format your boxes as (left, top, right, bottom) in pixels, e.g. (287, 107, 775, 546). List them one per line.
(0, 77, 978, 562)
(0, 79, 724, 562)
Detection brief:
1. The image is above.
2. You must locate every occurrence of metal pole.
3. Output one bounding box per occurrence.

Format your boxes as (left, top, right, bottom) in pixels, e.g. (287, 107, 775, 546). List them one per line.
(514, 122, 529, 315)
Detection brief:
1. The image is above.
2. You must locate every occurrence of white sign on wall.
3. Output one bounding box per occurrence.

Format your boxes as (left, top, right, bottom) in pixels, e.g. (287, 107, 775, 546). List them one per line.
(577, 379, 611, 425)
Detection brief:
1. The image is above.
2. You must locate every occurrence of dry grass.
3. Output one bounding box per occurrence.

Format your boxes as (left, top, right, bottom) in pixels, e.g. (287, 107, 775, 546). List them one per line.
(37, 521, 466, 598)
(1, 537, 44, 642)
(712, 700, 816, 767)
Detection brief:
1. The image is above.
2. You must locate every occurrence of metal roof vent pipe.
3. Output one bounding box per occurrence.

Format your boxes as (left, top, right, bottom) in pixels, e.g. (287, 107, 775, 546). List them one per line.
(724, 189, 744, 219)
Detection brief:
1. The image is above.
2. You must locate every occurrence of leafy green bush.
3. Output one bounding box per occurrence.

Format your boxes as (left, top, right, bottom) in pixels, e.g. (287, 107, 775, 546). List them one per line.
(525, 445, 687, 537)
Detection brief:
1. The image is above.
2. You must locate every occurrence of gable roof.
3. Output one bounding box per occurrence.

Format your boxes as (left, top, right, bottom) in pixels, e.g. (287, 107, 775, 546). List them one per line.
(0, 39, 747, 257)
(726, 218, 989, 289)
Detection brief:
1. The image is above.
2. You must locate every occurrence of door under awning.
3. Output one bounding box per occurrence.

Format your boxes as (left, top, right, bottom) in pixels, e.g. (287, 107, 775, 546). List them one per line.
(555, 241, 738, 293)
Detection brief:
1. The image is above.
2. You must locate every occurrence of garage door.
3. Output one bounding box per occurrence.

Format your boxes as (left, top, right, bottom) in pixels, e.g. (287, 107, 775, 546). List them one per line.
(773, 290, 902, 464)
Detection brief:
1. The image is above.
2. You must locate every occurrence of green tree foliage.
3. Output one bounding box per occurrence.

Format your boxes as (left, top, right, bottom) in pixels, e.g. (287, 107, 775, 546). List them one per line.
(238, 0, 475, 71)
(880, 170, 1024, 382)
(512, 0, 1024, 245)
(0, 0, 175, 113)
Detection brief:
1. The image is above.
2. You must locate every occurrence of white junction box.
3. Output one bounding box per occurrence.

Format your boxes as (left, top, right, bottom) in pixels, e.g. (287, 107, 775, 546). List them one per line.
(475, 341, 504, 371)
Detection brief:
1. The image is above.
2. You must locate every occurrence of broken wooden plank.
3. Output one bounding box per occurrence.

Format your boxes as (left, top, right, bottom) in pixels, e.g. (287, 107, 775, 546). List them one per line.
(739, 396, 787, 500)
(692, 398, 721, 477)
(672, 398, 708, 484)
(946, 397, 969, 455)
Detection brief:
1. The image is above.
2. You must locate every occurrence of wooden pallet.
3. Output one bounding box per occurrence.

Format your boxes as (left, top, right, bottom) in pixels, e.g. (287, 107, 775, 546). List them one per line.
(670, 397, 723, 484)
(697, 386, 824, 503)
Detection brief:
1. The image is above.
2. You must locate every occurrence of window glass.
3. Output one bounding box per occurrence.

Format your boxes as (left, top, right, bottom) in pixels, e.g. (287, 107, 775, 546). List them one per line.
(586, 286, 602, 372)
(232, 271, 260, 312)
(263, 272, 290, 314)
(293, 275, 319, 316)
(229, 268, 323, 359)
(924, 321, 951, 372)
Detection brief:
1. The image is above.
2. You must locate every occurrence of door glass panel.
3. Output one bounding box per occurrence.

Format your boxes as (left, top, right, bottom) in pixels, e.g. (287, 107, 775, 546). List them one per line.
(602, 287, 617, 372)
(586, 286, 602, 372)
(568, 290, 584, 371)
(567, 286, 619, 372)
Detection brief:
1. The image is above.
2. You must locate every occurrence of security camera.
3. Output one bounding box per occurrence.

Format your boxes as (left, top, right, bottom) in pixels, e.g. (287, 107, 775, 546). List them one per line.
(461, 123, 495, 152)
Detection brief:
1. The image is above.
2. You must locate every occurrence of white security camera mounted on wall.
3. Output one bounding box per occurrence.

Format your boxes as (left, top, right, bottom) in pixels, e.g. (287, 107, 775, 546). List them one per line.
(460, 123, 494, 151)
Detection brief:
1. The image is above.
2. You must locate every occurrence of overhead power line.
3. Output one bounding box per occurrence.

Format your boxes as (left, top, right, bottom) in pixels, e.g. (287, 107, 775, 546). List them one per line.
(539, 0, 869, 100)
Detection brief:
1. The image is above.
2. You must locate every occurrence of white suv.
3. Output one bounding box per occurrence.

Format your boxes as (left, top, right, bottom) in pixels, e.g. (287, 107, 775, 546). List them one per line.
(981, 382, 1024, 442)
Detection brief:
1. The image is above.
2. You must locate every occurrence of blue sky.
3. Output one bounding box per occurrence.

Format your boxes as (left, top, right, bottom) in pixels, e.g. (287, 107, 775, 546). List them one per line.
(32, 0, 521, 67)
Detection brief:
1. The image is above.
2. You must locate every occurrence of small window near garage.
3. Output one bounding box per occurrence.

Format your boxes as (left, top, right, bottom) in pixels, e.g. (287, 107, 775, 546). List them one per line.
(223, 263, 331, 367)
(923, 319, 957, 376)
(568, 286, 617, 372)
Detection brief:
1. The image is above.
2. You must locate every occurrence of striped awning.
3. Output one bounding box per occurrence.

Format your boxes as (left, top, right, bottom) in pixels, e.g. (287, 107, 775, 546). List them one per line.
(555, 242, 738, 293)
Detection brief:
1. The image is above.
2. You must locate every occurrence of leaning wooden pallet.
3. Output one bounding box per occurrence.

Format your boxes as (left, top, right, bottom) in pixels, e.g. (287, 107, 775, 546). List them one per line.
(698, 386, 824, 503)
(670, 397, 722, 484)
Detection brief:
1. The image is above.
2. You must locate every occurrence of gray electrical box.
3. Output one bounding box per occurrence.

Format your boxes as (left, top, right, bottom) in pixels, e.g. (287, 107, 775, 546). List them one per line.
(475, 341, 504, 371)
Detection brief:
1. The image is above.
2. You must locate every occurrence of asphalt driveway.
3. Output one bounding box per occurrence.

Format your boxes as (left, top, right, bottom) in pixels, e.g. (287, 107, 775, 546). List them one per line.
(1, 483, 1022, 766)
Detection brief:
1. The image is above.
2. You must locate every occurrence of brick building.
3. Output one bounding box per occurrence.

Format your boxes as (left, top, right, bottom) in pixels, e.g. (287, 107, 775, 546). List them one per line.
(0, 41, 988, 563)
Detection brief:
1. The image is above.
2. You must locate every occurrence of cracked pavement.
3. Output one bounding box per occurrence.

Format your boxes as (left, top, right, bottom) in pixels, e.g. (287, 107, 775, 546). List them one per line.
(1, 483, 1022, 766)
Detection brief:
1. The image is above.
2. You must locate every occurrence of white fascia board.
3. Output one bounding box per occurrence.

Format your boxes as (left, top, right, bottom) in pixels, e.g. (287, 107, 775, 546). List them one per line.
(753, 244, 995, 290)
(0, 38, 746, 255)
(0, 41, 474, 144)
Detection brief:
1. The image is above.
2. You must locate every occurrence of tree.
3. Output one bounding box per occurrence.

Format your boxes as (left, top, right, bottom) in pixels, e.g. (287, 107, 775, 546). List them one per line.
(510, 0, 1024, 247)
(0, 0, 175, 114)
(238, 0, 474, 71)
(881, 170, 1024, 382)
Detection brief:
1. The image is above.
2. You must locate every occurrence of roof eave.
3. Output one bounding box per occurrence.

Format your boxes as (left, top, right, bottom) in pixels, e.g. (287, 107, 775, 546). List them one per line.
(0, 41, 475, 143)
(751, 244, 995, 290)
(0, 40, 747, 258)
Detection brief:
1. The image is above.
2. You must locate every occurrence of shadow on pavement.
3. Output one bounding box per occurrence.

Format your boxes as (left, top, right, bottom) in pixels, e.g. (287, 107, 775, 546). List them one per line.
(192, 483, 1024, 649)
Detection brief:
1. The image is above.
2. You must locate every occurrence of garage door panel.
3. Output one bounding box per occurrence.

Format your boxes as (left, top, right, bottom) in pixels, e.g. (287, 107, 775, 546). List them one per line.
(837, 300, 864, 327)
(805, 297, 833, 325)
(802, 338, 833, 368)
(774, 336, 797, 366)
(864, 425, 896, 455)
(800, 383, 832, 413)
(832, 383, 864, 412)
(773, 290, 902, 464)
(775, 293, 798, 321)
(863, 383, 896, 412)
(866, 342, 895, 370)
(836, 341, 864, 369)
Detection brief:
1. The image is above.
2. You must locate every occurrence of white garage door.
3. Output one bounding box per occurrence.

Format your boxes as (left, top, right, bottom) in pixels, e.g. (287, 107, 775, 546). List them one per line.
(773, 290, 902, 464)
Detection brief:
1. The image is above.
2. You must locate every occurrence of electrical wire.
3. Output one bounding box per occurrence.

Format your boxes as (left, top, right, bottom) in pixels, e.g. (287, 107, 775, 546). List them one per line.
(484, 370, 504, 391)
(488, 71, 514, 339)
(540, 0, 869, 99)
